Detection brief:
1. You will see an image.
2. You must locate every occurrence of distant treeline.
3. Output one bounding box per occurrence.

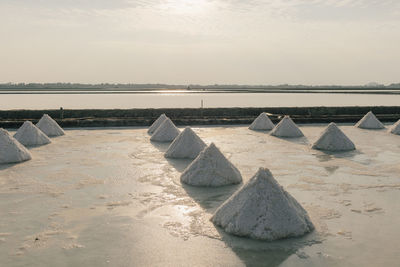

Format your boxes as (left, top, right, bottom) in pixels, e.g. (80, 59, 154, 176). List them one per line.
(0, 83, 187, 90)
(0, 82, 400, 90)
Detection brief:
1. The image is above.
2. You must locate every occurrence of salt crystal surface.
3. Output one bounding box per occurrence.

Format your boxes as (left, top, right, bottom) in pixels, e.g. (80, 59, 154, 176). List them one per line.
(180, 143, 242, 187)
(355, 111, 385, 129)
(148, 114, 168, 135)
(389, 119, 400, 135)
(36, 114, 65, 137)
(270, 116, 304, 138)
(211, 168, 314, 241)
(249, 112, 274, 131)
(312, 123, 355, 152)
(0, 128, 32, 164)
(14, 121, 51, 147)
(150, 118, 180, 142)
(165, 127, 206, 159)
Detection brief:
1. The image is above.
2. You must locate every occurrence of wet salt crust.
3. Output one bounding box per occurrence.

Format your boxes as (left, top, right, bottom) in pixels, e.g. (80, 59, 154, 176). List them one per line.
(2, 126, 400, 266)
(36, 114, 65, 137)
(355, 111, 385, 129)
(148, 114, 168, 135)
(14, 121, 51, 147)
(150, 118, 180, 142)
(180, 143, 242, 187)
(0, 128, 32, 164)
(165, 127, 206, 159)
(312, 123, 355, 152)
(249, 112, 275, 131)
(270, 115, 304, 138)
(211, 168, 314, 241)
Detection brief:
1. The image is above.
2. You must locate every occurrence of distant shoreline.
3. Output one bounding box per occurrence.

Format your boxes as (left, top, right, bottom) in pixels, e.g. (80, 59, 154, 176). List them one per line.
(1, 88, 400, 95)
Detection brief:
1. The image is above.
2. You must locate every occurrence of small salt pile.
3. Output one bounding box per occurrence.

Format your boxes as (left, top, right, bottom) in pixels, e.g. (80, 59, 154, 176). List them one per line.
(270, 115, 304, 138)
(355, 111, 385, 129)
(165, 127, 206, 159)
(249, 112, 274, 131)
(0, 128, 32, 164)
(312, 123, 355, 152)
(389, 119, 400, 135)
(14, 121, 51, 147)
(180, 143, 242, 187)
(150, 118, 180, 142)
(211, 168, 314, 241)
(148, 114, 168, 135)
(36, 114, 65, 137)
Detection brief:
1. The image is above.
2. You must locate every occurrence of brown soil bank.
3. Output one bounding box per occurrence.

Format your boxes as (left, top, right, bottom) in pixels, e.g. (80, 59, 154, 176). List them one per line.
(0, 106, 399, 128)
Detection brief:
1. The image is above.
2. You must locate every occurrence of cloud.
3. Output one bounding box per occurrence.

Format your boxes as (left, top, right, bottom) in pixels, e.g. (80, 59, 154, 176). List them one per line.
(220, 0, 400, 21)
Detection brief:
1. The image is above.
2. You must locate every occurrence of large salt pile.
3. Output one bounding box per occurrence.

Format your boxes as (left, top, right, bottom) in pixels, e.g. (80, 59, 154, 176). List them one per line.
(180, 143, 242, 187)
(150, 118, 180, 142)
(165, 127, 206, 159)
(14, 121, 51, 147)
(312, 122, 355, 152)
(270, 116, 304, 138)
(36, 114, 65, 137)
(0, 128, 32, 164)
(355, 111, 385, 129)
(249, 112, 274, 131)
(211, 168, 314, 241)
(148, 114, 168, 135)
(389, 119, 400, 135)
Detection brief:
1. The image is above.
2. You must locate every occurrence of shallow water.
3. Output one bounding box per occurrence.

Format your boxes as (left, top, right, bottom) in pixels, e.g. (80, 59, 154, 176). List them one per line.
(0, 125, 399, 266)
(1, 92, 400, 109)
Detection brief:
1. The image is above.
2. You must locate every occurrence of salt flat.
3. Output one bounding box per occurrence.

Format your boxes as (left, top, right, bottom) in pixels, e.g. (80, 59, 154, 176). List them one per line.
(0, 125, 399, 266)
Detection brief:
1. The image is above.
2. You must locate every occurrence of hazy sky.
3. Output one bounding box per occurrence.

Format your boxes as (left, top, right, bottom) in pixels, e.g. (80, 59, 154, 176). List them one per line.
(1, 0, 399, 85)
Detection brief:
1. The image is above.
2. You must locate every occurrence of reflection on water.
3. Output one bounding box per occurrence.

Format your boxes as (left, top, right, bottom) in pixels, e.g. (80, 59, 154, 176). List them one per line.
(182, 183, 239, 211)
(1, 92, 400, 109)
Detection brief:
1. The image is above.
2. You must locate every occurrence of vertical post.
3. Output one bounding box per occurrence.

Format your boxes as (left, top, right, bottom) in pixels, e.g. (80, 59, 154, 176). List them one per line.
(201, 99, 203, 108)
(60, 107, 64, 120)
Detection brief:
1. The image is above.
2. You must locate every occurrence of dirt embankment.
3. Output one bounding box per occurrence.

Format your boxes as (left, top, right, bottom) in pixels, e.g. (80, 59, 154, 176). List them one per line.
(0, 106, 399, 128)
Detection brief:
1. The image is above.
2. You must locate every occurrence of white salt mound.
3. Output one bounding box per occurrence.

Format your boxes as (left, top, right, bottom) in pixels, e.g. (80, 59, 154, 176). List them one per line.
(180, 143, 242, 187)
(355, 111, 385, 129)
(150, 118, 180, 142)
(148, 114, 168, 135)
(389, 119, 400, 135)
(36, 114, 65, 137)
(14, 121, 51, 147)
(312, 122, 355, 152)
(249, 112, 275, 131)
(211, 168, 314, 241)
(0, 128, 32, 164)
(270, 116, 304, 138)
(165, 127, 206, 159)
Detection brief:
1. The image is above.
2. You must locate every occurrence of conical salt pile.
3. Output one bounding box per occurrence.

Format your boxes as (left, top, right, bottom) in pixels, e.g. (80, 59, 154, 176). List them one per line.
(14, 121, 51, 147)
(211, 168, 314, 241)
(0, 128, 32, 164)
(312, 123, 355, 152)
(355, 111, 385, 129)
(148, 114, 168, 135)
(150, 118, 180, 142)
(181, 143, 242, 187)
(270, 116, 304, 138)
(389, 119, 400, 135)
(36, 114, 65, 137)
(165, 127, 206, 159)
(249, 112, 274, 131)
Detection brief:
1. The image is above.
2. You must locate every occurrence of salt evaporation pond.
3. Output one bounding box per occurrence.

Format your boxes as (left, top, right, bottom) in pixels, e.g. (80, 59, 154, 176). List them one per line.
(0, 125, 399, 266)
(1, 92, 400, 109)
